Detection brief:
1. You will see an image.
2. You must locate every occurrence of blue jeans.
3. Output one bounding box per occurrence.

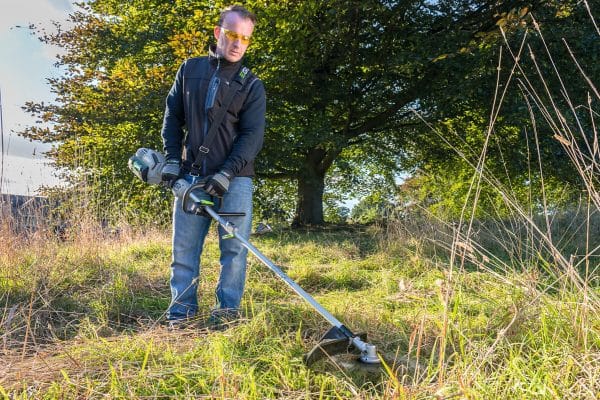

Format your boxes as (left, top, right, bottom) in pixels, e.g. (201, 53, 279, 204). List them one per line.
(167, 174, 253, 321)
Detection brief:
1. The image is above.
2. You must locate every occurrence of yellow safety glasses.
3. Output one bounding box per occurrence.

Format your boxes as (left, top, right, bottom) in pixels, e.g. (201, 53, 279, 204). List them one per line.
(220, 27, 251, 46)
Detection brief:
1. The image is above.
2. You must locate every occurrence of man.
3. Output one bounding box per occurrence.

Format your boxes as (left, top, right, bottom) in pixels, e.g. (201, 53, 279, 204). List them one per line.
(160, 5, 266, 327)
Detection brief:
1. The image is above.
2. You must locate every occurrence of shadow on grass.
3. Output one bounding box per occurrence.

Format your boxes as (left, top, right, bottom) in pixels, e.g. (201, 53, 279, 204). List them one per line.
(1, 273, 171, 352)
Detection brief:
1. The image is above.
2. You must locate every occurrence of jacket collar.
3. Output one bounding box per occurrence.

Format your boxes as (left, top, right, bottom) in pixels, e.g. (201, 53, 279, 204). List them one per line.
(208, 44, 243, 69)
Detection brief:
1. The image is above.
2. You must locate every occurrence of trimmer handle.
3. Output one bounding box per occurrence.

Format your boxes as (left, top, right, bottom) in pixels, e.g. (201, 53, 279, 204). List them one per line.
(173, 179, 245, 217)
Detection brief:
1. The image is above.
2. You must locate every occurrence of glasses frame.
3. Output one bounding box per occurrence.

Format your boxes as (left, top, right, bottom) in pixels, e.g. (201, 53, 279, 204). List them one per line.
(219, 27, 251, 46)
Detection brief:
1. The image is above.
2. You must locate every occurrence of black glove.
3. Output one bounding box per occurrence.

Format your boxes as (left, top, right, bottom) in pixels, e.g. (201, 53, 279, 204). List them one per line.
(161, 159, 181, 186)
(204, 171, 232, 197)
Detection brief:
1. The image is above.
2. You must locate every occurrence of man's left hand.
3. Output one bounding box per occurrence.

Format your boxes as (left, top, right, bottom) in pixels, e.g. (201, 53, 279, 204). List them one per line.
(161, 159, 181, 187)
(204, 171, 232, 197)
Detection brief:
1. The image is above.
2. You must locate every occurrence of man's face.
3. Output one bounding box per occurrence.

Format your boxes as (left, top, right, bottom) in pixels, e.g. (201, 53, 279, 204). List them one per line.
(214, 12, 254, 63)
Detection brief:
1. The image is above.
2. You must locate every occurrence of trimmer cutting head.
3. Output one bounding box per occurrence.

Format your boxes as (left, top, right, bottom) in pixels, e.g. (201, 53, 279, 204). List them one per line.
(304, 326, 381, 366)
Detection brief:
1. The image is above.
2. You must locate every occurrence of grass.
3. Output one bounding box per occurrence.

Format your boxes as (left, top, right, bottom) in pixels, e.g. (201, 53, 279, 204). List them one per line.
(2, 3, 599, 398)
(1, 217, 598, 399)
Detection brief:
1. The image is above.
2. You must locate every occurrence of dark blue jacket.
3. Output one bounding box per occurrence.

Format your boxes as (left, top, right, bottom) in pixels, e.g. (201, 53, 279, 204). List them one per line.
(161, 46, 266, 177)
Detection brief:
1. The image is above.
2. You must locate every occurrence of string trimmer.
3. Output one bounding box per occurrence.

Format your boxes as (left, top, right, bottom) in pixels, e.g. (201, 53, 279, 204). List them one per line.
(128, 148, 381, 367)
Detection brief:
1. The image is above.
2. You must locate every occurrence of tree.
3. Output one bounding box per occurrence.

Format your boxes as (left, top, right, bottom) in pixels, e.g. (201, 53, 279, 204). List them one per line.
(250, 0, 558, 225)
(22, 0, 568, 225)
(400, 1, 600, 219)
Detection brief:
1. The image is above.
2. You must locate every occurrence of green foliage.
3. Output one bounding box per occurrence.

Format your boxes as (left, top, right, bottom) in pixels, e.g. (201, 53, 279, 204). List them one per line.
(350, 192, 397, 224)
(253, 177, 296, 223)
(398, 0, 600, 221)
(251, 0, 554, 224)
(22, 0, 570, 225)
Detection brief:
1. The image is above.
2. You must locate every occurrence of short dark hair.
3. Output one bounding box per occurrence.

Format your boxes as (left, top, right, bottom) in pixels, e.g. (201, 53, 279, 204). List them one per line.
(218, 5, 257, 26)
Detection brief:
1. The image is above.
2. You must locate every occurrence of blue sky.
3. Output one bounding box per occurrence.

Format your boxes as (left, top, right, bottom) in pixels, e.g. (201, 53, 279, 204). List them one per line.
(0, 0, 73, 195)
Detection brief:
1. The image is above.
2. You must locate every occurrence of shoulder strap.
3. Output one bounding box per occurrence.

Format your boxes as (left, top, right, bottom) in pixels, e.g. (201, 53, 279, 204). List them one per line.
(191, 65, 252, 174)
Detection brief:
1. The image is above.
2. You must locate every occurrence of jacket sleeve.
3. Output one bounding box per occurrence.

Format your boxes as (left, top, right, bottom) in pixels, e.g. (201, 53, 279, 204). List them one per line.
(220, 78, 266, 176)
(161, 61, 186, 162)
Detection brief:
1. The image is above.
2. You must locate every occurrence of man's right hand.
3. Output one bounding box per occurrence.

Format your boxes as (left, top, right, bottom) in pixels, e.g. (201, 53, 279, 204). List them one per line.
(161, 159, 181, 186)
(203, 171, 231, 197)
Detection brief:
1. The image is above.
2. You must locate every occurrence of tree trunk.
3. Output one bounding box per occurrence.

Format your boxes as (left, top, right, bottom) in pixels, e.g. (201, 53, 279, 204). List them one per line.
(293, 168, 325, 226)
(292, 148, 334, 226)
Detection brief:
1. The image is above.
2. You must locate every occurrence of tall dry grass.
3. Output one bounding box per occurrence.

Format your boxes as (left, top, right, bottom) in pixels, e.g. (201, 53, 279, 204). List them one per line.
(374, 5, 600, 397)
(0, 190, 169, 358)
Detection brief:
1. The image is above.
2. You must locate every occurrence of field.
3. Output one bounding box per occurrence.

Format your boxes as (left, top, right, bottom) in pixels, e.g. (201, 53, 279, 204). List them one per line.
(1, 211, 598, 399)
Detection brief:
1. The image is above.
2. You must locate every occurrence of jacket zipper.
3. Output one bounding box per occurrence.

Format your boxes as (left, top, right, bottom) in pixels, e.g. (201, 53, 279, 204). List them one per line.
(203, 58, 221, 176)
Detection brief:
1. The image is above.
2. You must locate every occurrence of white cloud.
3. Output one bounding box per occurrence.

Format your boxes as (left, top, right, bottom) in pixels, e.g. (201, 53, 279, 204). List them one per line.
(0, 0, 73, 34)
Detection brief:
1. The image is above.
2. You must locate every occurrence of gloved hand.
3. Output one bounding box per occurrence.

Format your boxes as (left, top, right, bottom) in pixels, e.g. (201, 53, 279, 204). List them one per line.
(161, 159, 181, 187)
(129, 148, 165, 185)
(203, 171, 232, 197)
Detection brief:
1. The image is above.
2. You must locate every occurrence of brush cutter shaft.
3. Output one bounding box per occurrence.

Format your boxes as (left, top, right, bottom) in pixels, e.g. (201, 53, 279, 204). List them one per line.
(178, 185, 347, 328)
(177, 180, 381, 364)
(180, 184, 344, 328)
(203, 206, 349, 330)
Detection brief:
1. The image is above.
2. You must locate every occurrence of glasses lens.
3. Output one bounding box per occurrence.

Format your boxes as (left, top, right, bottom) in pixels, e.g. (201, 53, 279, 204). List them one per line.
(222, 28, 250, 45)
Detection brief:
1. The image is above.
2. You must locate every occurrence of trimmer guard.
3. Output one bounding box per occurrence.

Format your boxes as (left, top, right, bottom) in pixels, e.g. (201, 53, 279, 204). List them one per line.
(304, 326, 369, 366)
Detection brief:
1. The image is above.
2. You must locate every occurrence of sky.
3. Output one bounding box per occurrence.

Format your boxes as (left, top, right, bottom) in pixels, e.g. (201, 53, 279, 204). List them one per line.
(0, 0, 74, 195)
